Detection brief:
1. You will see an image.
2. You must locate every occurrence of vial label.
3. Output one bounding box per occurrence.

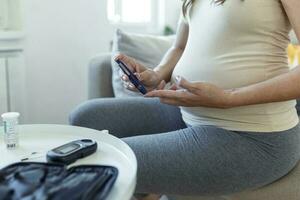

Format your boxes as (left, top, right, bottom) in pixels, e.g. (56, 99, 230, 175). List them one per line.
(7, 143, 16, 149)
(4, 121, 7, 133)
(3, 120, 19, 149)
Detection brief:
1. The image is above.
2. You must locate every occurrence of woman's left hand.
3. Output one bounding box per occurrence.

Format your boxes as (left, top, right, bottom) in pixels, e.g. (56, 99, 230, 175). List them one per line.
(145, 76, 233, 108)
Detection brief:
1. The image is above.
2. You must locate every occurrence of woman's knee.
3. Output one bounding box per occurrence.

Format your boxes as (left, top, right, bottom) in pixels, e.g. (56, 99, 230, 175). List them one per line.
(69, 98, 153, 134)
(69, 100, 94, 127)
(69, 99, 114, 130)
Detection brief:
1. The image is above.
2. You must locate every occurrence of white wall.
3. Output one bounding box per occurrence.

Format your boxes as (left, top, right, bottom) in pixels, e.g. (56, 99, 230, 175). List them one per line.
(0, 58, 8, 115)
(22, 0, 181, 124)
(164, 0, 181, 31)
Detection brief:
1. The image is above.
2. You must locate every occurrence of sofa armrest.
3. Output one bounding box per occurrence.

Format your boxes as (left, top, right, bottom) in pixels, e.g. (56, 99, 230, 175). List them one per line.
(88, 53, 114, 99)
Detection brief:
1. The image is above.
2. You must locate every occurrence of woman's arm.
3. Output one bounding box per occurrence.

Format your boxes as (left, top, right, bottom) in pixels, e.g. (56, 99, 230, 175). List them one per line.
(229, 67, 300, 107)
(115, 18, 189, 92)
(146, 65, 300, 108)
(154, 19, 189, 82)
(146, 0, 300, 108)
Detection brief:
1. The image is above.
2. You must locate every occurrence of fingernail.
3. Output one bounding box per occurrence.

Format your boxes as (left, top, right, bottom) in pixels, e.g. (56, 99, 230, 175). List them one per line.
(129, 83, 134, 88)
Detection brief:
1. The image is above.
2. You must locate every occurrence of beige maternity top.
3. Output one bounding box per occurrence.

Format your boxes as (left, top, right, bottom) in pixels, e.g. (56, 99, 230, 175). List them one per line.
(173, 0, 299, 132)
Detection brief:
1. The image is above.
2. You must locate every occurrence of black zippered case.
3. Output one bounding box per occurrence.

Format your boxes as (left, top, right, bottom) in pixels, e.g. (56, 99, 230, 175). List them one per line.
(0, 162, 118, 200)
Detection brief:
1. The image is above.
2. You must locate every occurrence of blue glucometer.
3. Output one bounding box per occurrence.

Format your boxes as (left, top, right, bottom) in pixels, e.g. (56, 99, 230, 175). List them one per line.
(116, 59, 148, 95)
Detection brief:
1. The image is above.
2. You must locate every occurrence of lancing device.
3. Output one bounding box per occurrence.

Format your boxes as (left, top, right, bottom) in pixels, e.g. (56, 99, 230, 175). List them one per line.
(116, 59, 148, 95)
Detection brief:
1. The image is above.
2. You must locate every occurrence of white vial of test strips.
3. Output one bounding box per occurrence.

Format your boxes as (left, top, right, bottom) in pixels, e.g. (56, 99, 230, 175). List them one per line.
(1, 112, 20, 149)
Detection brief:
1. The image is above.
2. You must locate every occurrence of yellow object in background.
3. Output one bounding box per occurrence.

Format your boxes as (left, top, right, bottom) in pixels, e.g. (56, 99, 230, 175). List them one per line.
(287, 44, 300, 67)
(297, 48, 300, 63)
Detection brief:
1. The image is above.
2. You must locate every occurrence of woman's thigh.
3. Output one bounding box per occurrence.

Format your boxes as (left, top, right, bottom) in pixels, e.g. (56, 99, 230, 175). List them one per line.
(123, 124, 300, 196)
(69, 98, 187, 138)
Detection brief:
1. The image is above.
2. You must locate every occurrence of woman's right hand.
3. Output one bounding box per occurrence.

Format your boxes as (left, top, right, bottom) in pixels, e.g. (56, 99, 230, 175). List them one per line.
(114, 54, 166, 92)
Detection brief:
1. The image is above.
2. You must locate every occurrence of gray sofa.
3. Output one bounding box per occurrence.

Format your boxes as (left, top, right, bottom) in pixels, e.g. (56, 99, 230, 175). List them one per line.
(88, 53, 300, 200)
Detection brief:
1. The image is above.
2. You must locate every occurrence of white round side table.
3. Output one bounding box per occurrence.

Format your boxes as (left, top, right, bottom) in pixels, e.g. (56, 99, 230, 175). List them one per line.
(0, 124, 137, 200)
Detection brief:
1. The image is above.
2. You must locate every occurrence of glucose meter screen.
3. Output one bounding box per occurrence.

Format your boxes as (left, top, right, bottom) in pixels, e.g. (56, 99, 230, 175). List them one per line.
(56, 143, 79, 154)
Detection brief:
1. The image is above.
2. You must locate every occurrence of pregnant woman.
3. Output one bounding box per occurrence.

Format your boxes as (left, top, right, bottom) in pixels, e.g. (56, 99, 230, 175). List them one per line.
(70, 0, 300, 199)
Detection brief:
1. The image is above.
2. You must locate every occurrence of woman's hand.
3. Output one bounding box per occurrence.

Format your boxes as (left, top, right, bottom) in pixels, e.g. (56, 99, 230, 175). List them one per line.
(114, 54, 166, 92)
(145, 76, 233, 108)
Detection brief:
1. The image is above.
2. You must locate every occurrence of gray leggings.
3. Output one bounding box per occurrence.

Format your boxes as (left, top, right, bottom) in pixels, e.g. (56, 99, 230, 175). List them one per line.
(69, 98, 300, 196)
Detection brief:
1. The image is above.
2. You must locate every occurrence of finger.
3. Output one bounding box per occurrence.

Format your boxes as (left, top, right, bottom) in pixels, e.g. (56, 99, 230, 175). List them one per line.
(114, 53, 136, 72)
(159, 97, 186, 106)
(114, 53, 132, 62)
(119, 69, 131, 83)
(125, 82, 137, 90)
(121, 74, 129, 82)
(160, 97, 197, 107)
(167, 83, 178, 90)
(134, 72, 142, 80)
(135, 64, 142, 74)
(145, 90, 183, 99)
(137, 70, 153, 82)
(128, 83, 136, 90)
(157, 80, 166, 90)
(114, 53, 124, 61)
(178, 77, 199, 93)
(123, 82, 138, 92)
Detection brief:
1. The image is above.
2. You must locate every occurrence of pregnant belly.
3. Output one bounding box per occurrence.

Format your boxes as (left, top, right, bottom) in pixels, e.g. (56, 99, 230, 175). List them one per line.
(172, 53, 288, 89)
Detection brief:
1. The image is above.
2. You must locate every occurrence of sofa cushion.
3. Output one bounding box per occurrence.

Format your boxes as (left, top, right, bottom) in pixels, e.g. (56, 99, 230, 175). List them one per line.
(111, 29, 174, 97)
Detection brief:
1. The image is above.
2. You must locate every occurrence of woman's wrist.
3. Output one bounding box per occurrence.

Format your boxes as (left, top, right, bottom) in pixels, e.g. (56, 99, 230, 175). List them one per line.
(225, 87, 255, 108)
(153, 66, 172, 83)
(224, 88, 241, 108)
